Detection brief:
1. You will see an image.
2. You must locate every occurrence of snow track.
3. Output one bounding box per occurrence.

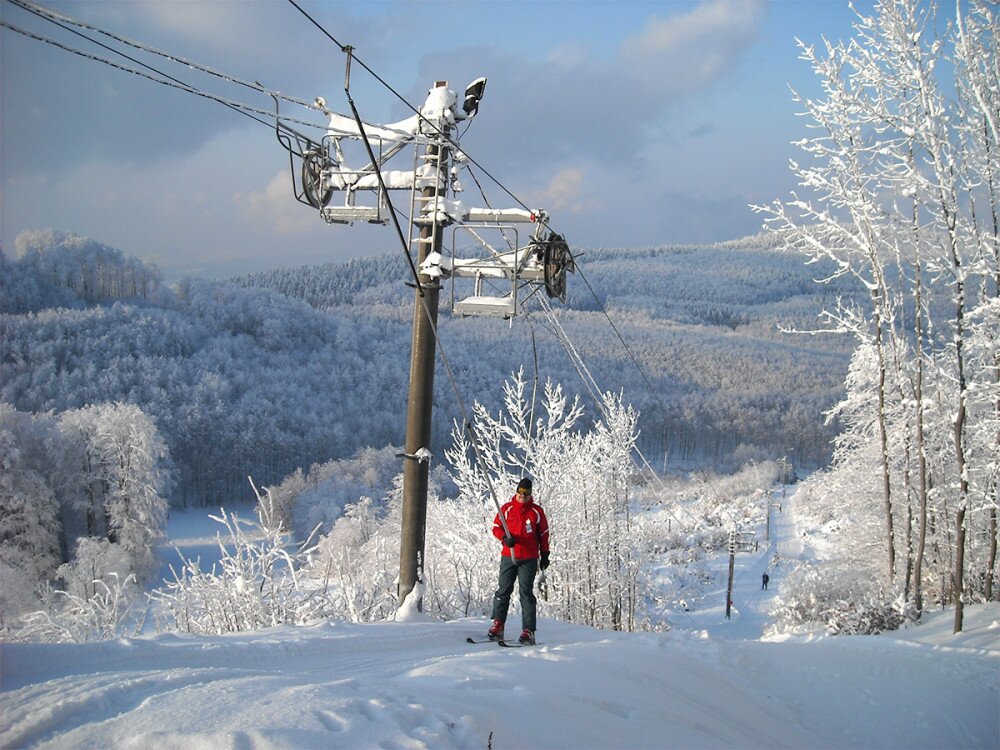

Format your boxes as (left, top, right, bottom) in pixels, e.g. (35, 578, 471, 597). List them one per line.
(3, 611, 998, 749)
(3, 493, 997, 749)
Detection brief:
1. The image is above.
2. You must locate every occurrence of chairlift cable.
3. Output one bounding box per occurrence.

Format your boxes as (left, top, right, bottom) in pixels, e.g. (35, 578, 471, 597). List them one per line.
(0, 21, 324, 132)
(9, 0, 323, 115)
(12, 0, 563, 241)
(536, 297, 607, 421)
(531, 299, 699, 529)
(574, 263, 663, 405)
(465, 164, 518, 254)
(2, 6, 275, 131)
(344, 90, 424, 297)
(567, 261, 729, 505)
(284, 0, 565, 241)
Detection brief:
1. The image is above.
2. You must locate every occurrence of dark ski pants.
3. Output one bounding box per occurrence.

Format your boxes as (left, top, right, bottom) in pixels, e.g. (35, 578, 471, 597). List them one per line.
(491, 555, 538, 632)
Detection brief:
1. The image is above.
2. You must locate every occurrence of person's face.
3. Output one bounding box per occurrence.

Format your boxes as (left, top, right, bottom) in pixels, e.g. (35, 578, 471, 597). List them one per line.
(516, 488, 530, 503)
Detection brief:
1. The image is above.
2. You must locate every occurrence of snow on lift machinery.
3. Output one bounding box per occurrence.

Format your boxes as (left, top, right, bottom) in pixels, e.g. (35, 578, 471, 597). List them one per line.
(273, 77, 574, 318)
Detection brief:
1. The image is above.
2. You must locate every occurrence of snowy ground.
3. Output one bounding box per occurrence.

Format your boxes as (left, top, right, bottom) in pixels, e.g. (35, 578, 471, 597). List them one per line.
(2, 487, 998, 749)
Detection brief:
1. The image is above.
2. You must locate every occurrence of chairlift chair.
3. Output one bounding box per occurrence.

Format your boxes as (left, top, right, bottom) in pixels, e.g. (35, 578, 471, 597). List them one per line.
(440, 215, 575, 318)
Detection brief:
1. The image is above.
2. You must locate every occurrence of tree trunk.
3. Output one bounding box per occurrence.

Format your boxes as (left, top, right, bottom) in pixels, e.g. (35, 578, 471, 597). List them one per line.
(985, 116, 999, 602)
(874, 296, 895, 582)
(913, 257, 929, 615)
(948, 222, 970, 634)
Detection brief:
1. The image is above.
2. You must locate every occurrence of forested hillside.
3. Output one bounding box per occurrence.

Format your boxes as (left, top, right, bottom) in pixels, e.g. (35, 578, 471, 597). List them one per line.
(234, 231, 860, 468)
(2, 228, 858, 513)
(2, 0, 994, 648)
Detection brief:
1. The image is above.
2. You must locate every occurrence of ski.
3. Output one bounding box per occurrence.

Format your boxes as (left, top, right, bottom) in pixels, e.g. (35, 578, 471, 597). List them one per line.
(466, 637, 500, 644)
(498, 639, 538, 648)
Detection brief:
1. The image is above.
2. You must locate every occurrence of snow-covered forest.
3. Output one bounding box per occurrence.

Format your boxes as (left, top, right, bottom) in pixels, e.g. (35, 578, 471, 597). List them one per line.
(756, 0, 999, 632)
(0, 0, 996, 664)
(0, 1, 998, 747)
(1, 222, 861, 622)
(1, 226, 859, 507)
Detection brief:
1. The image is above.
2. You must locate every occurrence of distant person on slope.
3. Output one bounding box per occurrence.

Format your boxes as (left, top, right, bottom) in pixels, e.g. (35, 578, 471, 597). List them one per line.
(487, 477, 550, 645)
(762, 572, 770, 590)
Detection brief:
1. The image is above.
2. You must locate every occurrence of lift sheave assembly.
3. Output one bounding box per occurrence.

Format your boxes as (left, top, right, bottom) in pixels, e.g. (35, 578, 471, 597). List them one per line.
(274, 77, 574, 318)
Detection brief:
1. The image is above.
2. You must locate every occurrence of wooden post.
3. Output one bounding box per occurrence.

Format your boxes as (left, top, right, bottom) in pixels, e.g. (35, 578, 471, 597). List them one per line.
(398, 82, 450, 608)
(725, 530, 735, 620)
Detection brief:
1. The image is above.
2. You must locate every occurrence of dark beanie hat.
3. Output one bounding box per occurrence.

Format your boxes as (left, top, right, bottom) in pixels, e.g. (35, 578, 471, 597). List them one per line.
(517, 477, 533, 493)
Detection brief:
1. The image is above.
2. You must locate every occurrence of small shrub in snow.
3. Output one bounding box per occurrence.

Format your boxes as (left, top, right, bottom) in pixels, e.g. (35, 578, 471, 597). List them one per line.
(151, 503, 336, 635)
(8, 537, 144, 643)
(15, 573, 145, 643)
(768, 562, 912, 636)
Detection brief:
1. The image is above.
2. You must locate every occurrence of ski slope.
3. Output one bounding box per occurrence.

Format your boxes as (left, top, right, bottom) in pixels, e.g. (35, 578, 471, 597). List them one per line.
(1, 487, 998, 749)
(675, 482, 815, 640)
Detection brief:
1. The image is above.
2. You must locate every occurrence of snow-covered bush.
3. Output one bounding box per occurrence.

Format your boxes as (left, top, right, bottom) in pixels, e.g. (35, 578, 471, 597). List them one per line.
(14, 573, 145, 643)
(264, 446, 404, 543)
(152, 504, 335, 635)
(11, 537, 147, 643)
(768, 562, 911, 636)
(312, 491, 403, 623)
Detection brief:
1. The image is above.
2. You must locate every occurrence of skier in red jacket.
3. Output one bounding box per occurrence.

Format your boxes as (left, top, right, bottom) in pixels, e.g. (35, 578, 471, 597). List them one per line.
(487, 477, 550, 645)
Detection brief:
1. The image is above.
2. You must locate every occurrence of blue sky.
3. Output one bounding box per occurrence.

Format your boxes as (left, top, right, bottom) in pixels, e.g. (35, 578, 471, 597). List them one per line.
(1, 0, 872, 279)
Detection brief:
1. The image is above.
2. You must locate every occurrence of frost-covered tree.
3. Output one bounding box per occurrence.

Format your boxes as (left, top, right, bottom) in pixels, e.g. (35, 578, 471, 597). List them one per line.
(757, 0, 999, 631)
(95, 403, 171, 582)
(0, 405, 63, 624)
(56, 536, 133, 601)
(56, 403, 172, 583)
(445, 371, 648, 630)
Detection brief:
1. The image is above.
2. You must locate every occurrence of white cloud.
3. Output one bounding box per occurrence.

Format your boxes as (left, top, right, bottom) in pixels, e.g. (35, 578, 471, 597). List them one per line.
(233, 171, 318, 235)
(529, 167, 597, 215)
(621, 0, 767, 96)
(135, 2, 240, 44)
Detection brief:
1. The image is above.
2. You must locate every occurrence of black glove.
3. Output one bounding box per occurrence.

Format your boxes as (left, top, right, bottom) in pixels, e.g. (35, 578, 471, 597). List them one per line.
(540, 551, 550, 570)
(502, 535, 516, 548)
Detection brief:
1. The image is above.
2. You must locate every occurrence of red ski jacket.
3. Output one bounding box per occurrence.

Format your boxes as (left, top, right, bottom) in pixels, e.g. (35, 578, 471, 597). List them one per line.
(493, 496, 549, 560)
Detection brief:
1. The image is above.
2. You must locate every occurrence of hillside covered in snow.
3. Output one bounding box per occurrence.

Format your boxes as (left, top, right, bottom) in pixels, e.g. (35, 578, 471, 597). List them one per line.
(2, 484, 997, 749)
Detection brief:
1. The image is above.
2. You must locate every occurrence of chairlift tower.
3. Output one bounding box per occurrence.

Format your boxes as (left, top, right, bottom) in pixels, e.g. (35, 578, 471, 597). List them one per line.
(274, 76, 574, 608)
(399, 81, 451, 609)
